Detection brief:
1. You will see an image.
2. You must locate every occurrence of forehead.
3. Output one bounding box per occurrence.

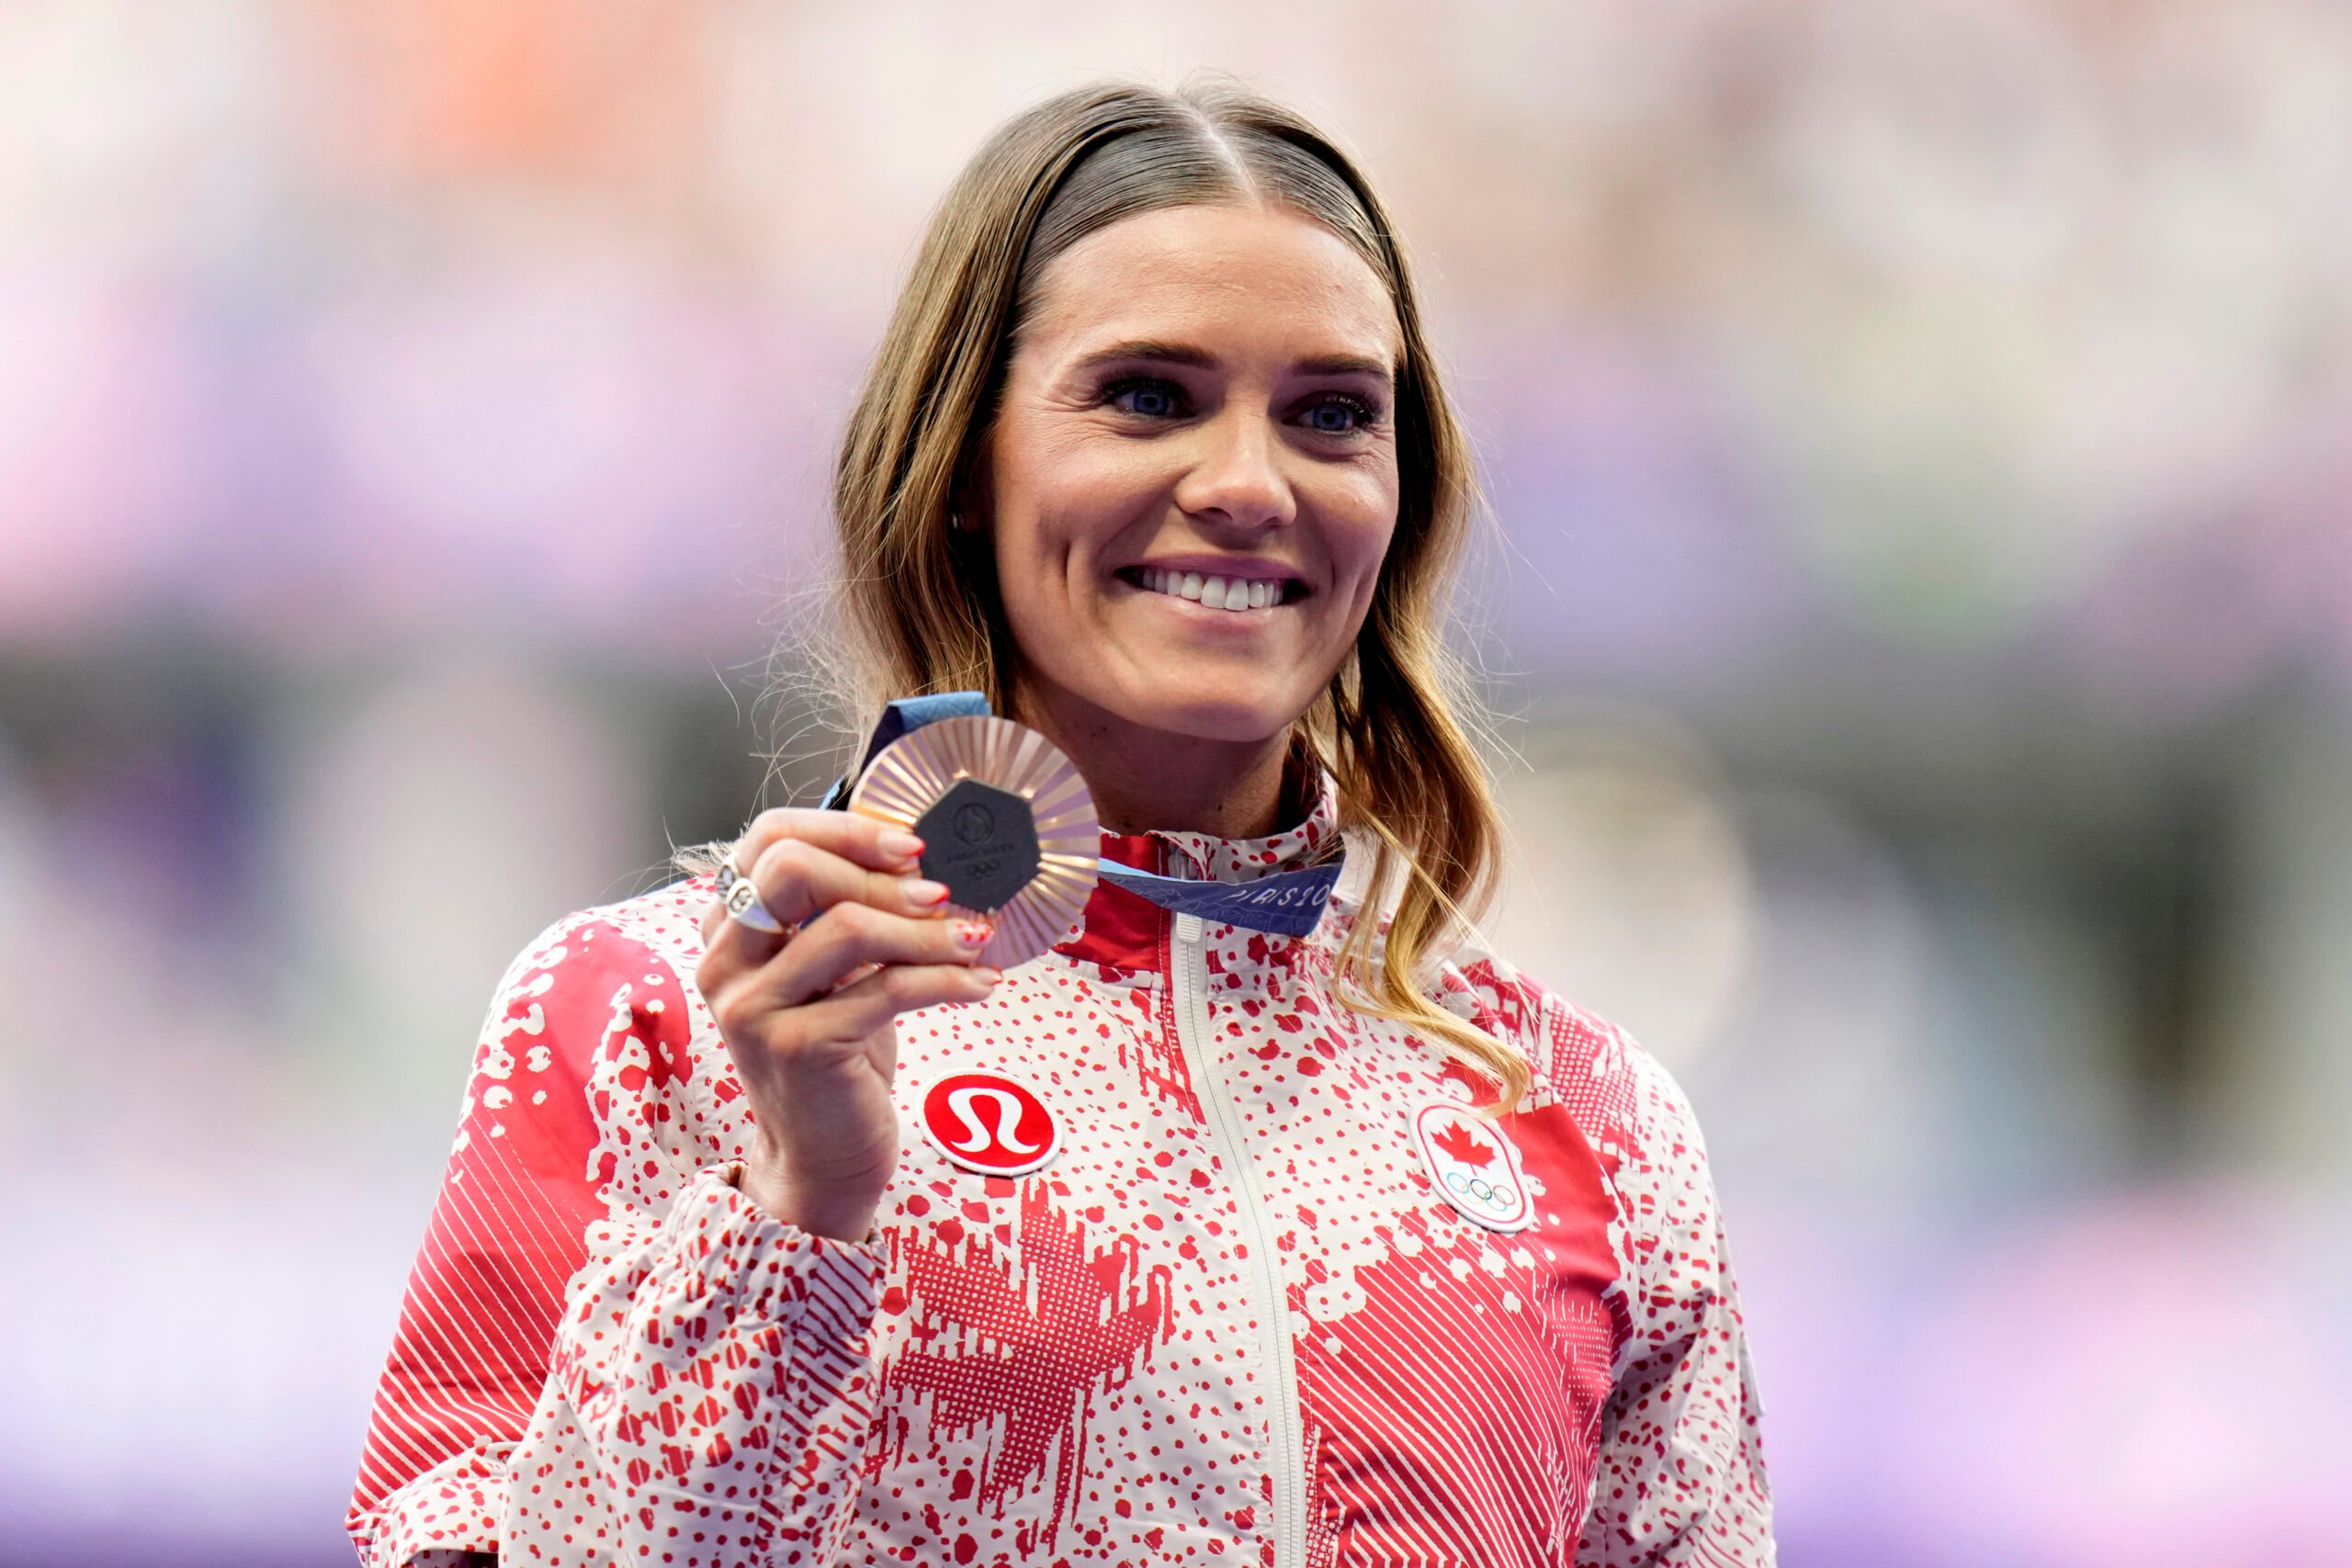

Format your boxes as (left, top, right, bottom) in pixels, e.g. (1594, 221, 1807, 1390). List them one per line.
(1018, 202, 1401, 367)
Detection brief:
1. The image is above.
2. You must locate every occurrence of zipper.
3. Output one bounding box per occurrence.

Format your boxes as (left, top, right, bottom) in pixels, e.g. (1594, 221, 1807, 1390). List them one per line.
(1170, 909, 1306, 1567)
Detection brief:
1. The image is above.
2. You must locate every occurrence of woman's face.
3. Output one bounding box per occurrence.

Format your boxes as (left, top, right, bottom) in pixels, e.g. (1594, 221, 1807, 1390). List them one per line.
(976, 201, 1402, 750)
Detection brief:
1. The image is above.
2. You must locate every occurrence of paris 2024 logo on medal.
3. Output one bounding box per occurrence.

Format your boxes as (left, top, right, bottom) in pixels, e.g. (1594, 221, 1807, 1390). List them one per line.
(1409, 1100, 1535, 1233)
(919, 1072, 1060, 1178)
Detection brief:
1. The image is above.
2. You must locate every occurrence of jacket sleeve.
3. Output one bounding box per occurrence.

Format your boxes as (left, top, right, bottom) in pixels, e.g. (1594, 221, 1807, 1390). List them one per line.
(347, 905, 888, 1566)
(1576, 1044, 1774, 1568)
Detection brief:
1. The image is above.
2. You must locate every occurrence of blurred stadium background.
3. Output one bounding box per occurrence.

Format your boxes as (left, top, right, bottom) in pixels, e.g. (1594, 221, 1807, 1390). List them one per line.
(3, 4, 2350, 1563)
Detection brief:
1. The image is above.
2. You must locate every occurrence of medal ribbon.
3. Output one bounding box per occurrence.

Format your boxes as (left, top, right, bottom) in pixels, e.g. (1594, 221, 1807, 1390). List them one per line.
(1091, 857, 1340, 938)
(830, 693, 1341, 938)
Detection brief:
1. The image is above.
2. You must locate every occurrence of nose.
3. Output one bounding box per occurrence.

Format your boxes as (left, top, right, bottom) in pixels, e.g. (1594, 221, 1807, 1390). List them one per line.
(1172, 406, 1296, 532)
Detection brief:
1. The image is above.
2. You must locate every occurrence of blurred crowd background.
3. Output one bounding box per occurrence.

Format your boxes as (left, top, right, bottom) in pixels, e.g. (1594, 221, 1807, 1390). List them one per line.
(4, 3, 2350, 1564)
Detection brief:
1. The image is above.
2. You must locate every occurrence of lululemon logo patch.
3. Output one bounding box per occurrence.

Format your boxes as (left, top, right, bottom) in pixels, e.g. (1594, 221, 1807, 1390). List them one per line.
(1410, 1100, 1534, 1233)
(919, 1072, 1059, 1178)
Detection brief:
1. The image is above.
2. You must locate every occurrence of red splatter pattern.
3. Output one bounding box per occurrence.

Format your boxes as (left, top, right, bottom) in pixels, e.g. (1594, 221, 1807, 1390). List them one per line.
(347, 771, 1773, 1566)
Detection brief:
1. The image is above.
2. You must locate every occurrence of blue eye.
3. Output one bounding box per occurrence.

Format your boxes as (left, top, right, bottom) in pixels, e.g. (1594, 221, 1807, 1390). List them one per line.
(1105, 378, 1184, 419)
(1302, 395, 1377, 434)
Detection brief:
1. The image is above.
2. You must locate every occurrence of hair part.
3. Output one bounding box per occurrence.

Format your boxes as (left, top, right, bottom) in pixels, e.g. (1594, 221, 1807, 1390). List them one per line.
(687, 72, 1526, 1106)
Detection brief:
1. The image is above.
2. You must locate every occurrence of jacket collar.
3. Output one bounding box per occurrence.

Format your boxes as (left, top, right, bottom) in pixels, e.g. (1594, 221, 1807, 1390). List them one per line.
(1127, 766, 1342, 884)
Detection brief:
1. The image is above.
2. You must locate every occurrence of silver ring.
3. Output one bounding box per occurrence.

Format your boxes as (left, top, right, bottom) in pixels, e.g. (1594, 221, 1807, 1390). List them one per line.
(714, 861, 788, 935)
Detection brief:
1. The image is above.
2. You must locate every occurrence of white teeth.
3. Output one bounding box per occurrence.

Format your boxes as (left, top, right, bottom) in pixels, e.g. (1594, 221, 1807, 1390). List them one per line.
(1134, 569, 1290, 613)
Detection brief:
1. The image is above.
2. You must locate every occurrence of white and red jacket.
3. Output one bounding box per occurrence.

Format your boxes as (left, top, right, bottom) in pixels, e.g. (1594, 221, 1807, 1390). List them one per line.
(348, 784, 1773, 1566)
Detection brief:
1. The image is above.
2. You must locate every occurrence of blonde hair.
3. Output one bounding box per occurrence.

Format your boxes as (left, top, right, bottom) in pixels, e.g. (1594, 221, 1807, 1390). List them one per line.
(689, 73, 1525, 1105)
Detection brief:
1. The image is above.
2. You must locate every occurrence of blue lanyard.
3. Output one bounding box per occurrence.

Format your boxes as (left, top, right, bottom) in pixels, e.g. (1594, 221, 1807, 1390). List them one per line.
(830, 694, 1341, 938)
(1091, 856, 1340, 938)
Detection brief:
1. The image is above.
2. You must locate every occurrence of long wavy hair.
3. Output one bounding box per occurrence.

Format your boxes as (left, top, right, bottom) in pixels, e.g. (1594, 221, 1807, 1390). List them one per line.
(685, 73, 1523, 1103)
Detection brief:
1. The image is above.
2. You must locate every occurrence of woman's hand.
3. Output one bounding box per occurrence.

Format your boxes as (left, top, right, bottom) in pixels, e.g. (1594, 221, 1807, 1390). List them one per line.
(695, 808, 999, 1241)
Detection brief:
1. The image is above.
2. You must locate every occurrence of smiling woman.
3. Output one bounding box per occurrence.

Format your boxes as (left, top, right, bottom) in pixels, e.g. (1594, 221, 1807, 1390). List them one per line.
(983, 203, 1403, 817)
(348, 74, 1774, 1568)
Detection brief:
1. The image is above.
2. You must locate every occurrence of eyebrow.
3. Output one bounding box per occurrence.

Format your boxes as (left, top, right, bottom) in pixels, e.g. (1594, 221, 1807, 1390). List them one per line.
(1069, 338, 1396, 388)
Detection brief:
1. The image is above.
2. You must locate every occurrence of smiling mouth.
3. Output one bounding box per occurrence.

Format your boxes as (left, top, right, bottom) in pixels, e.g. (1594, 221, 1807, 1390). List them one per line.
(1118, 565, 1306, 612)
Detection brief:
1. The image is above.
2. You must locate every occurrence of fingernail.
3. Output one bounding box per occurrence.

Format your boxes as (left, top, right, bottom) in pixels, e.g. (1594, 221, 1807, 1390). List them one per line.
(905, 878, 951, 905)
(954, 917, 994, 948)
(974, 966, 1003, 986)
(880, 830, 924, 858)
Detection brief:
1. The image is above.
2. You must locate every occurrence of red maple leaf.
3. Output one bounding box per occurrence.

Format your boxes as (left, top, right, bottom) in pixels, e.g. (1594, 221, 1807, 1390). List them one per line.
(1430, 1120, 1496, 1168)
(874, 1185, 1173, 1548)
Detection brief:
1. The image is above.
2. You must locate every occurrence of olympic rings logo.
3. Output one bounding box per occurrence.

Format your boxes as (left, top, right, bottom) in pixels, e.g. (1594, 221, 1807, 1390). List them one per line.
(1442, 1168, 1510, 1212)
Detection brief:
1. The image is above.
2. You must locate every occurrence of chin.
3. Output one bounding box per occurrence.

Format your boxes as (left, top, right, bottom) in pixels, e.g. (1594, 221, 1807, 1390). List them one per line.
(1112, 684, 1304, 746)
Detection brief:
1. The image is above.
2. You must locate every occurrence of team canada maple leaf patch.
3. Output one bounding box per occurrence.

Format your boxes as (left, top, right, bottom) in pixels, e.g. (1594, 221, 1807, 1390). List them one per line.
(1409, 1100, 1535, 1232)
(1430, 1120, 1496, 1168)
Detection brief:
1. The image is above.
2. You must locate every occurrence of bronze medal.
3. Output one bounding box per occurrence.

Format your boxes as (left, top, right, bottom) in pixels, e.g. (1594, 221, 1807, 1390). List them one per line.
(846, 716, 1100, 969)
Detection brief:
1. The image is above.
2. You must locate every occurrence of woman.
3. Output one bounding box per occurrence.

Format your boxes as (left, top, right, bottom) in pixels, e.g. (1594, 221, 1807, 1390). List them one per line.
(348, 77, 1772, 1567)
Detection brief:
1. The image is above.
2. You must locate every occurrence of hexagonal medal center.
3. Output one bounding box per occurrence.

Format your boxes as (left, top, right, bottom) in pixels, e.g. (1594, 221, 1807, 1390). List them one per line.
(913, 778, 1040, 911)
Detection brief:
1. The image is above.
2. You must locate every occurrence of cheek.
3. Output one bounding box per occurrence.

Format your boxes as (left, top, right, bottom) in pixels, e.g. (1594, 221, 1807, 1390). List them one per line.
(992, 533, 1069, 648)
(1325, 490, 1399, 608)
(1008, 478, 1164, 618)
(1001, 508, 1100, 615)
(990, 446, 1068, 571)
(990, 505, 1111, 660)
(1008, 436, 1147, 555)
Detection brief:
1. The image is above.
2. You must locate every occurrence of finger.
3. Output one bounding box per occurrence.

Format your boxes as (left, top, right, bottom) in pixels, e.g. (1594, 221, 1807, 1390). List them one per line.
(704, 807, 923, 953)
(799, 961, 1001, 1039)
(705, 807, 921, 931)
(703, 839, 950, 981)
(735, 807, 924, 876)
(748, 835, 949, 930)
(758, 904, 993, 1008)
